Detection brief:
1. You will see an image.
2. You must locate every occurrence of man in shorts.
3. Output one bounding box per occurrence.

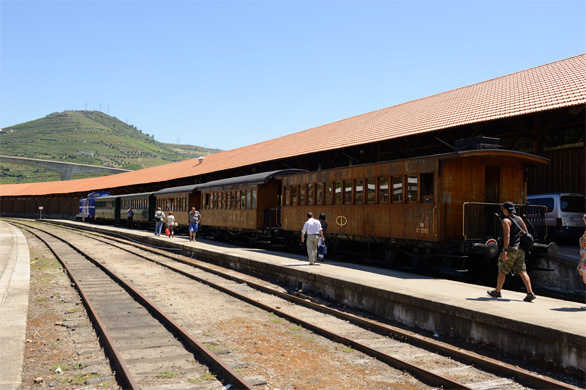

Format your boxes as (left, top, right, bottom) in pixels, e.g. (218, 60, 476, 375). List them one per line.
(188, 207, 201, 242)
(487, 201, 536, 302)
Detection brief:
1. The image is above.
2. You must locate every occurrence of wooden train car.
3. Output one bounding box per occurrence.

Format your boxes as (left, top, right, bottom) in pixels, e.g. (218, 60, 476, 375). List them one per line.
(84, 138, 554, 273)
(94, 194, 119, 222)
(95, 192, 155, 228)
(154, 184, 200, 229)
(280, 148, 551, 269)
(199, 170, 305, 243)
(119, 192, 156, 227)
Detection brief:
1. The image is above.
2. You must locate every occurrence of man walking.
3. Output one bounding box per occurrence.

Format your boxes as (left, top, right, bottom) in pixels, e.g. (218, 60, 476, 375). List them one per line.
(188, 207, 201, 242)
(126, 207, 134, 229)
(487, 201, 536, 302)
(154, 207, 165, 236)
(301, 212, 324, 265)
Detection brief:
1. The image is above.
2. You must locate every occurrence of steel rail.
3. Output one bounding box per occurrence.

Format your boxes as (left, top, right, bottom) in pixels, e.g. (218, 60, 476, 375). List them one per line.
(16, 224, 140, 390)
(15, 221, 255, 390)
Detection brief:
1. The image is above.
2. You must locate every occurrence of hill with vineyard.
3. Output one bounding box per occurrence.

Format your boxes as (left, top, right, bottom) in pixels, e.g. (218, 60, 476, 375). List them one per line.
(0, 110, 221, 184)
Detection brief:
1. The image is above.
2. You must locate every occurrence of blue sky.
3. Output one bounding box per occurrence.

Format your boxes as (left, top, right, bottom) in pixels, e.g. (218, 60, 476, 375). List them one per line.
(1, 1, 584, 151)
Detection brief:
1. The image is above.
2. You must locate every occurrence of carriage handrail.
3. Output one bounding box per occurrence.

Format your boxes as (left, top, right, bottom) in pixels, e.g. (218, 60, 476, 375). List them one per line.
(463, 202, 547, 241)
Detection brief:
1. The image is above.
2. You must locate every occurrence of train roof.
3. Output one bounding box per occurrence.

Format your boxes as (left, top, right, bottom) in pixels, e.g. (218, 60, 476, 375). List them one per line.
(155, 184, 199, 195)
(96, 192, 155, 200)
(198, 169, 308, 191)
(1, 54, 584, 197)
(446, 149, 550, 165)
(283, 148, 549, 175)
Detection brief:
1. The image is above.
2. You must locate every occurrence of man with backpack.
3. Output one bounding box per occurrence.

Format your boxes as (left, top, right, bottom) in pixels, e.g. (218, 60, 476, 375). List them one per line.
(154, 207, 165, 236)
(487, 201, 536, 302)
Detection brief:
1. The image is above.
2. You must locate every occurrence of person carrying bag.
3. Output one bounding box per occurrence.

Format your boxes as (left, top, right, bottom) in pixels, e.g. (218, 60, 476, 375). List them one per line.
(508, 213, 534, 252)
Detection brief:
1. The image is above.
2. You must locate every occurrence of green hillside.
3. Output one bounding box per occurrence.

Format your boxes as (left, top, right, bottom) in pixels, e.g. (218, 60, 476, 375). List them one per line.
(0, 110, 222, 184)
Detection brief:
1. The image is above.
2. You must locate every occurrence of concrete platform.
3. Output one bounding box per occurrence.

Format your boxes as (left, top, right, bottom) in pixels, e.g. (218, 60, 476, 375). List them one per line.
(0, 221, 30, 390)
(24, 220, 586, 378)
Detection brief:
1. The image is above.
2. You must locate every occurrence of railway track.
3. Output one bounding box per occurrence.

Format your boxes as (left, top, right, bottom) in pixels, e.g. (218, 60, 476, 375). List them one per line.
(13, 220, 583, 390)
(15, 221, 255, 390)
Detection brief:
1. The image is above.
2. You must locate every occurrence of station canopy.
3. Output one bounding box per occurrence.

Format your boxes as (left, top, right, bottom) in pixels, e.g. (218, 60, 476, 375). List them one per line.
(2, 54, 585, 197)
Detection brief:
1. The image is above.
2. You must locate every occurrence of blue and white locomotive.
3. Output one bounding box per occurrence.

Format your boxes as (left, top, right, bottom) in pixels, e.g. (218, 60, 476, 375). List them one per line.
(76, 191, 112, 221)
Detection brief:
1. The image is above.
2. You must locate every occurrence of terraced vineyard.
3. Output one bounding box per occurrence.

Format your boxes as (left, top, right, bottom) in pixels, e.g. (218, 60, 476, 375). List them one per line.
(0, 110, 221, 184)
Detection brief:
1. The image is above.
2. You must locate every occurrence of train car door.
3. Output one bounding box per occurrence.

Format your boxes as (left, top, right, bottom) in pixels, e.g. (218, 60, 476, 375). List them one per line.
(485, 166, 500, 203)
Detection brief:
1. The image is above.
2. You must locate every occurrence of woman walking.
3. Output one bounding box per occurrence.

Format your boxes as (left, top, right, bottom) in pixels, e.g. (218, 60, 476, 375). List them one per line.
(166, 211, 176, 238)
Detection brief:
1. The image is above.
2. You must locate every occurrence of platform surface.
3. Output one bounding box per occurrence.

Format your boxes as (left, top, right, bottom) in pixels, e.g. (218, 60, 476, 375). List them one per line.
(0, 221, 30, 390)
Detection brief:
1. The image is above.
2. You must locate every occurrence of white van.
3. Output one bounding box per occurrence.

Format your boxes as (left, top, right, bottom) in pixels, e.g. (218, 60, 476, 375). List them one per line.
(527, 193, 585, 241)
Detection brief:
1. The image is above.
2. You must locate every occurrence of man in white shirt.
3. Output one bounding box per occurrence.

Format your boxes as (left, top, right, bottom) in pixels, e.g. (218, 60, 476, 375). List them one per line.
(301, 212, 325, 265)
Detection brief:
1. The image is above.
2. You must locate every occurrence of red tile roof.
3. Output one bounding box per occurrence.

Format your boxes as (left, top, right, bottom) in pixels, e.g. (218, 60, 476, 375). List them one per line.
(2, 54, 585, 197)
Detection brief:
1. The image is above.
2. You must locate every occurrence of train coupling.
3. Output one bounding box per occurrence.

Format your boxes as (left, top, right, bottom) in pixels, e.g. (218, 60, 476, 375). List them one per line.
(471, 238, 499, 258)
(530, 242, 558, 258)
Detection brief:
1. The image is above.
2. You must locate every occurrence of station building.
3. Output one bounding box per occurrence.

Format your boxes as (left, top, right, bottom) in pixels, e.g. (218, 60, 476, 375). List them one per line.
(1, 54, 585, 218)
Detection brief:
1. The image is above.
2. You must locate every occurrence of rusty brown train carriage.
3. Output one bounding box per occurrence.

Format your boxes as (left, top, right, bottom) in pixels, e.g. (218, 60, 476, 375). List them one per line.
(198, 170, 306, 240)
(154, 184, 201, 229)
(280, 149, 549, 262)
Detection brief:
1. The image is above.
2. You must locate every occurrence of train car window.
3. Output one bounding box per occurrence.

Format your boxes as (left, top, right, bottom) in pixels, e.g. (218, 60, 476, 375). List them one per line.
(325, 182, 333, 205)
(292, 186, 298, 206)
(335, 181, 343, 204)
(344, 180, 353, 204)
(307, 184, 315, 205)
(315, 183, 324, 204)
(316, 183, 323, 205)
(379, 177, 389, 203)
(284, 186, 291, 206)
(252, 190, 257, 209)
(240, 190, 246, 209)
(367, 178, 376, 204)
(300, 185, 306, 206)
(407, 175, 418, 202)
(392, 177, 403, 203)
(355, 179, 364, 204)
(247, 190, 252, 209)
